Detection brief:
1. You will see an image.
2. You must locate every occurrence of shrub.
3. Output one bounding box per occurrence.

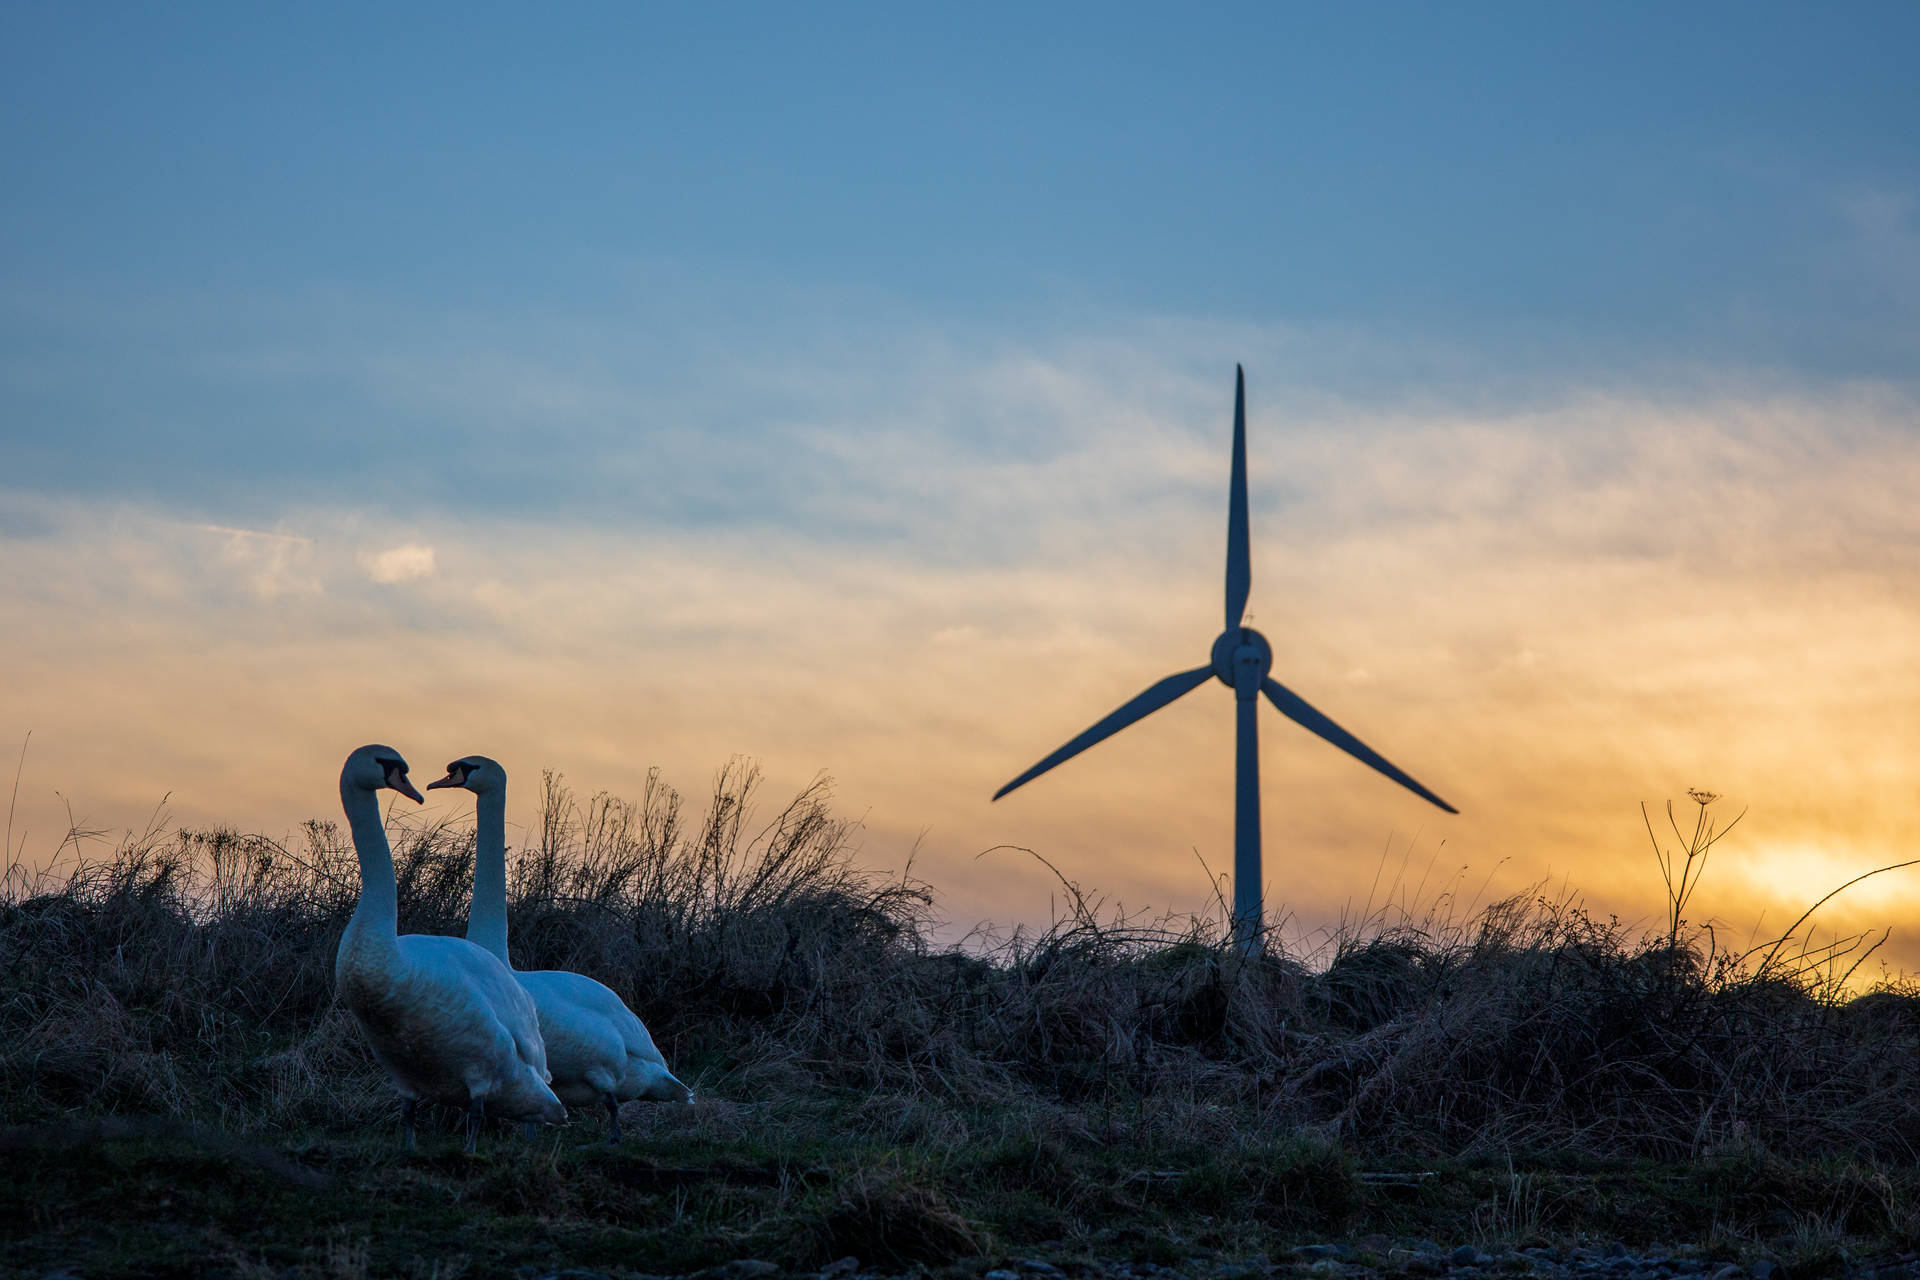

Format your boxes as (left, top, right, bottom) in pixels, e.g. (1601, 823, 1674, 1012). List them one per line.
(3, 764, 1916, 1165)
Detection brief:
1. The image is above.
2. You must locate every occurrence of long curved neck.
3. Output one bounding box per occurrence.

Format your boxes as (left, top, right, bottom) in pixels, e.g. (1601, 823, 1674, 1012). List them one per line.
(466, 788, 511, 966)
(343, 781, 397, 937)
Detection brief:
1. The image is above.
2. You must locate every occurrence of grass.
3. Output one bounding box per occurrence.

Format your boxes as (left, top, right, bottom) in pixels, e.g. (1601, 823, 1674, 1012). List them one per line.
(4, 761, 1920, 1277)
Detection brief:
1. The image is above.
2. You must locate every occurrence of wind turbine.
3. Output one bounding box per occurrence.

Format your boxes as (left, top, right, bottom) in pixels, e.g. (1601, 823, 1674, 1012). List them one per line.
(992, 366, 1457, 953)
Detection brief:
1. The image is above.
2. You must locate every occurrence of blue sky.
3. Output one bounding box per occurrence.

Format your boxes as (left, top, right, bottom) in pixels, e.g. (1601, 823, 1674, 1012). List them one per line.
(4, 4, 1920, 956)
(6, 3, 1919, 517)
(7, 5, 1915, 327)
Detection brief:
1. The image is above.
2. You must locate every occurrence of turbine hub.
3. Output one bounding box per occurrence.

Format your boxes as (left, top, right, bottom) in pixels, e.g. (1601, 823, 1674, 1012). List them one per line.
(1210, 626, 1272, 691)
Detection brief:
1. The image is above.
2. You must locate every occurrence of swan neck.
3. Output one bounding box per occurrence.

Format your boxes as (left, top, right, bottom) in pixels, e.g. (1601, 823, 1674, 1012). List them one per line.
(467, 788, 511, 965)
(342, 780, 398, 937)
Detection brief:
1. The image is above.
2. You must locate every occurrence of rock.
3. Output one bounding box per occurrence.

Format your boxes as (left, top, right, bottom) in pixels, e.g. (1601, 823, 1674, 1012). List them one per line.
(1708, 1267, 1742, 1280)
(691, 1263, 779, 1280)
(985, 1272, 1020, 1280)
(1019, 1264, 1064, 1278)
(1415, 1240, 1445, 1256)
(1449, 1245, 1489, 1267)
(1604, 1243, 1631, 1261)
(1293, 1246, 1340, 1261)
(820, 1262, 859, 1280)
(1748, 1262, 1776, 1280)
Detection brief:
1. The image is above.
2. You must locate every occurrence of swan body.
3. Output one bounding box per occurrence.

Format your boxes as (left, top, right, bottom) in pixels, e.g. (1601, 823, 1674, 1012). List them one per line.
(334, 745, 566, 1150)
(430, 755, 691, 1141)
(516, 968, 690, 1109)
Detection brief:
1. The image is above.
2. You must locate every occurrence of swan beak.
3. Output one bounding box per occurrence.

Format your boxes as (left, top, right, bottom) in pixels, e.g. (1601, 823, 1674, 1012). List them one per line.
(387, 769, 425, 804)
(425, 773, 461, 791)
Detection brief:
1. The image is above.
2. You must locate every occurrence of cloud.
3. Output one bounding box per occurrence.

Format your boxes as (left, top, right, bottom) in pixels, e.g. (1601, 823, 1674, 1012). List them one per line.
(2, 334, 1919, 978)
(361, 543, 437, 585)
(191, 523, 319, 600)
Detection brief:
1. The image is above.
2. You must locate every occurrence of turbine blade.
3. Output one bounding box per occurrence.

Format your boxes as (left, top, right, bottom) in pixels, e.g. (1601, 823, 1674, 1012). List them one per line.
(1225, 364, 1251, 630)
(994, 664, 1215, 801)
(1260, 677, 1458, 814)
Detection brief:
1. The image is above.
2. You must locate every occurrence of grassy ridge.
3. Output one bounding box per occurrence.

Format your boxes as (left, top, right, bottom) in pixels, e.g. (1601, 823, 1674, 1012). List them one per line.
(3, 763, 1919, 1276)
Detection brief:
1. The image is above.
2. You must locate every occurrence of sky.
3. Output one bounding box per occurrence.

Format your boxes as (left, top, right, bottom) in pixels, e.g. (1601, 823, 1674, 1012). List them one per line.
(4, 3, 1920, 972)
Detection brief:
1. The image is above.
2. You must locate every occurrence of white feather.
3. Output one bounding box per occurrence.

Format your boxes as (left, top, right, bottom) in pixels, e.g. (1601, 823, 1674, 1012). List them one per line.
(435, 755, 690, 1139)
(334, 745, 566, 1145)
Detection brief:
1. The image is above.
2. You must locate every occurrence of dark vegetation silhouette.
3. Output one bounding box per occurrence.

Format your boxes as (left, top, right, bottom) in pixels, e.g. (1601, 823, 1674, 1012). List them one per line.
(4, 762, 1920, 1275)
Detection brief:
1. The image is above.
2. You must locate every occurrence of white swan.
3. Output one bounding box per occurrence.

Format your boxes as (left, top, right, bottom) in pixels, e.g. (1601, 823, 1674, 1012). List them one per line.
(428, 754, 692, 1142)
(333, 744, 566, 1151)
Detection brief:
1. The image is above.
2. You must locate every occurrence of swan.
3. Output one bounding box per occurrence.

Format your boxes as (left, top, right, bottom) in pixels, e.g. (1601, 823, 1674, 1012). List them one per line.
(333, 744, 566, 1151)
(428, 754, 692, 1141)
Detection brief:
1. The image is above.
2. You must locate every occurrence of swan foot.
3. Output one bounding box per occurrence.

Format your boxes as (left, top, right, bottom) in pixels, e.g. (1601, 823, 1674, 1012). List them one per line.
(464, 1100, 484, 1154)
(400, 1098, 419, 1152)
(604, 1092, 622, 1144)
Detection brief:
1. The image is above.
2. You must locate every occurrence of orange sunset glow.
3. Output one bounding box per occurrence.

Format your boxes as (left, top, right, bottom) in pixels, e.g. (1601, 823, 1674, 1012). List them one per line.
(7, 6, 1920, 994)
(8, 355, 1919, 974)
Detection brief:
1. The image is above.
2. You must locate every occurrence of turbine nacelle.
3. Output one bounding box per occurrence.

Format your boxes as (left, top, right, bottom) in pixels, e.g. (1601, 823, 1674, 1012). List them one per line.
(1210, 626, 1272, 696)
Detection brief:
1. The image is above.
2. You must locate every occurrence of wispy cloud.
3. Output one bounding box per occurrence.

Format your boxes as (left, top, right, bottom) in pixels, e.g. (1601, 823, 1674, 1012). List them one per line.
(189, 523, 314, 543)
(4, 334, 1918, 968)
(188, 522, 320, 600)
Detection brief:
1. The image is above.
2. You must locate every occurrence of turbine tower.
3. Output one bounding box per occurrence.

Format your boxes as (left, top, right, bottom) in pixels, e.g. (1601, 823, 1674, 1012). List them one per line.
(992, 366, 1457, 952)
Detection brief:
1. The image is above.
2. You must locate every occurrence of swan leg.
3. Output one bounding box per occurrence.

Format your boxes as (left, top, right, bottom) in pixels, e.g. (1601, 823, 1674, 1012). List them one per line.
(464, 1100, 484, 1154)
(400, 1098, 419, 1151)
(603, 1092, 622, 1144)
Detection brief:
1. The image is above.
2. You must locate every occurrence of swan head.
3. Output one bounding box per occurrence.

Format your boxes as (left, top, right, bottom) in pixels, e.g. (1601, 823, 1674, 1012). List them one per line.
(427, 754, 506, 797)
(645, 1071, 694, 1105)
(341, 744, 425, 803)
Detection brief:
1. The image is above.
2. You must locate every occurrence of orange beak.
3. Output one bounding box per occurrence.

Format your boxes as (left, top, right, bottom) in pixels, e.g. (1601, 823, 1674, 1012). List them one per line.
(385, 766, 425, 804)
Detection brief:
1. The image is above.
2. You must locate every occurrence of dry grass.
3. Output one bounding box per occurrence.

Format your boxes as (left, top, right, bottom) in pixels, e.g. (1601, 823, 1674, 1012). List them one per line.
(5, 763, 1920, 1274)
(3, 760, 1918, 1165)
